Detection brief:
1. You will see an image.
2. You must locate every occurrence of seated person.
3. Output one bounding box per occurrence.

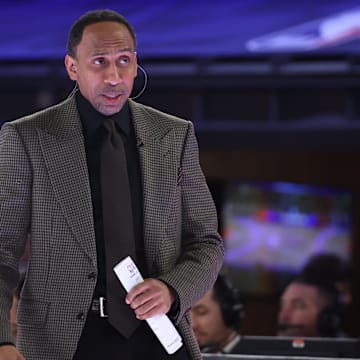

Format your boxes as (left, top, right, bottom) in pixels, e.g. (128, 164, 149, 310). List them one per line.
(191, 273, 245, 354)
(277, 276, 344, 338)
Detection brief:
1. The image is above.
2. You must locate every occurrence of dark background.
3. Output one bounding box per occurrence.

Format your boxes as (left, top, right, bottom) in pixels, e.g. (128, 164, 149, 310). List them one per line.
(1, 0, 360, 337)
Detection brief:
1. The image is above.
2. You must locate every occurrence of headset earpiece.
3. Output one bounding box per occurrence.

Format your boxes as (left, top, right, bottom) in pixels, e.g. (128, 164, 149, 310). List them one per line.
(215, 274, 245, 330)
(317, 287, 343, 337)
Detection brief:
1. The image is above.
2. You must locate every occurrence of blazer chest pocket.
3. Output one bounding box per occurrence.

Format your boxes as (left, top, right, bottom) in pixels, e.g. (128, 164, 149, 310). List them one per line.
(17, 297, 49, 327)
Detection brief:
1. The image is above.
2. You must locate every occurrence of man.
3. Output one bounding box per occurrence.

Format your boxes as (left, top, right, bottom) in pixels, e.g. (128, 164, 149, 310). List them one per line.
(277, 277, 342, 338)
(0, 9, 223, 360)
(191, 273, 244, 354)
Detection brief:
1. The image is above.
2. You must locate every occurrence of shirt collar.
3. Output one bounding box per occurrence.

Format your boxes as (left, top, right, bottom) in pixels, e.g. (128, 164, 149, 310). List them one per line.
(76, 91, 131, 138)
(222, 334, 241, 353)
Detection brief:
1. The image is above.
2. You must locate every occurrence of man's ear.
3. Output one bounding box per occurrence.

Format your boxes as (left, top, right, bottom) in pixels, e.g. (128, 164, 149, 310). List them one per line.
(65, 55, 78, 81)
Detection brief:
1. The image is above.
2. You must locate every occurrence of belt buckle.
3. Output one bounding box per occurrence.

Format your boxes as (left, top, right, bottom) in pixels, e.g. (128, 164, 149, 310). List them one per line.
(99, 297, 108, 318)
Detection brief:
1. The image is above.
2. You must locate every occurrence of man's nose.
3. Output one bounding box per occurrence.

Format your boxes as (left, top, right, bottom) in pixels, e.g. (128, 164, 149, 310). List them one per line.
(104, 63, 121, 85)
(278, 307, 290, 322)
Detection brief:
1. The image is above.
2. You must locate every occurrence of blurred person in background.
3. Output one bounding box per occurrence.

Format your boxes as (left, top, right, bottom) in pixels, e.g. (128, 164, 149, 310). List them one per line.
(277, 276, 344, 338)
(191, 273, 245, 354)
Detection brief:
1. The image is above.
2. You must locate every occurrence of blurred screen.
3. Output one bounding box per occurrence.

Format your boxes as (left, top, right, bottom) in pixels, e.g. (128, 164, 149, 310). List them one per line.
(1, 1, 360, 60)
(222, 181, 353, 294)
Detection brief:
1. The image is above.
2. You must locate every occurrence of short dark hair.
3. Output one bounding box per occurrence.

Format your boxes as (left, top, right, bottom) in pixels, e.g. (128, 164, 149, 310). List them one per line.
(302, 253, 351, 287)
(291, 275, 339, 308)
(67, 9, 137, 58)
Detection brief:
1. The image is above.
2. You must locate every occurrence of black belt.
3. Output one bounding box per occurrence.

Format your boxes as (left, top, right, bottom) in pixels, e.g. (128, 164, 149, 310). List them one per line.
(91, 297, 108, 318)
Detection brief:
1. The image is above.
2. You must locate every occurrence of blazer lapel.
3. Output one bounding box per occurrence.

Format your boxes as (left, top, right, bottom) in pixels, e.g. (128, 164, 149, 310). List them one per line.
(37, 97, 97, 266)
(129, 101, 178, 271)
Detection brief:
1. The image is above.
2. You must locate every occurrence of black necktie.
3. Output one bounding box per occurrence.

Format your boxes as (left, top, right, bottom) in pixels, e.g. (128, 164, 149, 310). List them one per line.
(100, 118, 140, 338)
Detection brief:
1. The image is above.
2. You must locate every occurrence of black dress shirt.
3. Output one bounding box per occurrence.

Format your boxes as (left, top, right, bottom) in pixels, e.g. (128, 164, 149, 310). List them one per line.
(76, 92, 146, 298)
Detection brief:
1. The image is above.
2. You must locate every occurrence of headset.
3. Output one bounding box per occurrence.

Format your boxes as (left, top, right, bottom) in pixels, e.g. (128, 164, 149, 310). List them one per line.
(316, 284, 343, 337)
(213, 273, 245, 330)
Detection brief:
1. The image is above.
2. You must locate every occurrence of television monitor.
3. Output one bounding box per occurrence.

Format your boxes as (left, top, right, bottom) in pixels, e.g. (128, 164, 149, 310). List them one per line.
(221, 180, 353, 295)
(235, 336, 360, 358)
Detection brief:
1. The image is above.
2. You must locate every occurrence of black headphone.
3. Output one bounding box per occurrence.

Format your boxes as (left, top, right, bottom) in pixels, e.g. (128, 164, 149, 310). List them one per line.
(213, 273, 245, 330)
(316, 285, 343, 337)
(301, 253, 350, 337)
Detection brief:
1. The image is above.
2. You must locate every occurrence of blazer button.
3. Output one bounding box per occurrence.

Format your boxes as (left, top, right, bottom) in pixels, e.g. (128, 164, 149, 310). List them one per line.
(77, 312, 85, 320)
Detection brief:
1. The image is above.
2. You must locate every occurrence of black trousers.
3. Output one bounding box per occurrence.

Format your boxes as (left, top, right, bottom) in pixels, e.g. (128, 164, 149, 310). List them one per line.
(73, 311, 190, 360)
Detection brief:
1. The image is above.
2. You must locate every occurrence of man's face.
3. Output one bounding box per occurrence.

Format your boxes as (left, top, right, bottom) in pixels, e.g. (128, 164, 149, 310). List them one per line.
(191, 289, 233, 349)
(65, 21, 137, 116)
(277, 282, 326, 337)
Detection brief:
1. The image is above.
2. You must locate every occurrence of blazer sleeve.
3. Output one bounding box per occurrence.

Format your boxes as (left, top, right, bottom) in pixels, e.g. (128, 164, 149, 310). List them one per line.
(0, 123, 31, 343)
(158, 121, 224, 322)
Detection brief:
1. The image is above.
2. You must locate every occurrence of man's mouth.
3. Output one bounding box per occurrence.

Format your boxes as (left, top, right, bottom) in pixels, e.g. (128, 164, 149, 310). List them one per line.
(103, 93, 120, 99)
(102, 93, 122, 104)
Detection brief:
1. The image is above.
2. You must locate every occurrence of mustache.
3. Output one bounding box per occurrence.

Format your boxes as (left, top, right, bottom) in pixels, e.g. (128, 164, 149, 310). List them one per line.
(101, 86, 126, 93)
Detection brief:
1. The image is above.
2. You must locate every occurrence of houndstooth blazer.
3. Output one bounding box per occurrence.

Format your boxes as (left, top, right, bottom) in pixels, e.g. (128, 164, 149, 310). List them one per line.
(0, 95, 224, 360)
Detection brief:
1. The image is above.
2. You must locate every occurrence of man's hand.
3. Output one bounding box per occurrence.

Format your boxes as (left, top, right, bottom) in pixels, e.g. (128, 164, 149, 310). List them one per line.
(0, 345, 25, 360)
(125, 278, 175, 320)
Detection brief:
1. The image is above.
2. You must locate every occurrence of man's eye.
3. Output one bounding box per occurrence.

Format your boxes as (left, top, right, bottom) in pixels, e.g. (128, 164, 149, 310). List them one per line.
(119, 57, 130, 65)
(196, 309, 209, 316)
(294, 301, 306, 310)
(94, 58, 105, 65)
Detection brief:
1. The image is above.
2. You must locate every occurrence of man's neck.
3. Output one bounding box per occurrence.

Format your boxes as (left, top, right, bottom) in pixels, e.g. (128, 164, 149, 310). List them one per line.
(219, 329, 238, 351)
(222, 332, 241, 353)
